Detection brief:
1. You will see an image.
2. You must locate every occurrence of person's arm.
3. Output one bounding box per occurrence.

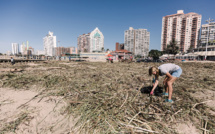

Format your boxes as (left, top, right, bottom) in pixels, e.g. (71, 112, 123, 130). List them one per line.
(150, 78, 159, 95)
(165, 72, 173, 79)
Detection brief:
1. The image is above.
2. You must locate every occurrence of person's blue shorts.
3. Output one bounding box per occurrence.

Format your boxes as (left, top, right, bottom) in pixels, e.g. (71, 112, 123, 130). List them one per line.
(171, 68, 182, 78)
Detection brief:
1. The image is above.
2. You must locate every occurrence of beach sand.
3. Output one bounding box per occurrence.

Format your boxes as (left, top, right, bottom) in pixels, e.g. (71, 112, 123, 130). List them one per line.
(0, 88, 75, 134)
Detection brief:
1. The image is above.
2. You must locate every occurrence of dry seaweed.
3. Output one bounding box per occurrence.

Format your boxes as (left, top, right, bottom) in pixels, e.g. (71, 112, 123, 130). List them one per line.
(0, 61, 214, 133)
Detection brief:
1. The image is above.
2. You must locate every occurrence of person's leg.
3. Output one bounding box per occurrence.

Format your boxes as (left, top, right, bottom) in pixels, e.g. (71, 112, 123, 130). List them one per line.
(164, 81, 168, 93)
(165, 84, 169, 93)
(163, 78, 169, 94)
(167, 77, 177, 100)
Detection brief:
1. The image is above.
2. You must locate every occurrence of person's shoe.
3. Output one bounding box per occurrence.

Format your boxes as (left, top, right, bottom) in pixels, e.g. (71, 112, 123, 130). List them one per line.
(165, 99, 173, 103)
(162, 92, 169, 96)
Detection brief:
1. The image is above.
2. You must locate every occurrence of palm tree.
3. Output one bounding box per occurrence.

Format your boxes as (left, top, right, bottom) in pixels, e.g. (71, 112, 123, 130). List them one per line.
(166, 39, 179, 55)
(165, 39, 179, 60)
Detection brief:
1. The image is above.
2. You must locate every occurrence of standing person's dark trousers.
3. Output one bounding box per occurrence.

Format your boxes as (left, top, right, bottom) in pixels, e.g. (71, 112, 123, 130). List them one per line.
(11, 59, 15, 65)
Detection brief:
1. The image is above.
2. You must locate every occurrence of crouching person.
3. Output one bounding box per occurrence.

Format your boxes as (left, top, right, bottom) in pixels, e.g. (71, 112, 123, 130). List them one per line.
(149, 63, 182, 103)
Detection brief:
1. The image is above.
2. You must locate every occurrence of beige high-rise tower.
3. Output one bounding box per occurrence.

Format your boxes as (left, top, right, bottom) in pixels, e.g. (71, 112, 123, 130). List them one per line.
(124, 27, 150, 56)
(161, 10, 202, 52)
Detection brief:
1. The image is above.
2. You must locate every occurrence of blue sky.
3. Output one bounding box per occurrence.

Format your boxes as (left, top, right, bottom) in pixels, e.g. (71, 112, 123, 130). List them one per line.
(0, 0, 215, 53)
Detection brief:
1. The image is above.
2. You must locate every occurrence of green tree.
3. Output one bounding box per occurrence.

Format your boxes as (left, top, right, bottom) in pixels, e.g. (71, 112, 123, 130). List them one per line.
(165, 39, 179, 55)
(135, 54, 142, 59)
(188, 45, 194, 53)
(84, 49, 88, 52)
(148, 50, 163, 60)
(208, 40, 212, 45)
(197, 39, 201, 48)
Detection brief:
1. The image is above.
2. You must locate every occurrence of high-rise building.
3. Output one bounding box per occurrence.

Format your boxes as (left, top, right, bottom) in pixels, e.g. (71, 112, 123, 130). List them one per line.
(26, 41, 29, 50)
(43, 31, 57, 56)
(20, 42, 26, 54)
(90, 27, 104, 52)
(55, 47, 71, 56)
(77, 27, 104, 53)
(77, 33, 90, 52)
(11, 43, 19, 55)
(124, 27, 150, 56)
(161, 10, 202, 52)
(200, 22, 215, 47)
(20, 41, 33, 55)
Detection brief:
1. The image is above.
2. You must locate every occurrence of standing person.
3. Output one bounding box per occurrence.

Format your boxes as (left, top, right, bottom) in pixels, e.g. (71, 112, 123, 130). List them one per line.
(149, 63, 182, 103)
(110, 56, 113, 63)
(11, 57, 15, 65)
(130, 56, 133, 61)
(59, 56, 61, 61)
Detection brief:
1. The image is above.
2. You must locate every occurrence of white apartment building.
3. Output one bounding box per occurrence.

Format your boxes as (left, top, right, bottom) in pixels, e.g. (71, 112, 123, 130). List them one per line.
(11, 43, 19, 55)
(77, 27, 104, 52)
(43, 31, 57, 56)
(20, 42, 26, 54)
(201, 22, 215, 46)
(90, 27, 104, 52)
(124, 27, 150, 56)
(161, 10, 202, 52)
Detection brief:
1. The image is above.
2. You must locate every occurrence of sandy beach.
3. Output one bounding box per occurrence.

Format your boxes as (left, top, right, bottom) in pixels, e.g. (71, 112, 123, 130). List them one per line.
(0, 61, 214, 133)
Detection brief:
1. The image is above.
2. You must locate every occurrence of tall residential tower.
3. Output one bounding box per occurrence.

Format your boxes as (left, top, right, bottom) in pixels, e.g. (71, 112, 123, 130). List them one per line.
(11, 43, 19, 55)
(124, 27, 150, 56)
(43, 31, 57, 56)
(77, 33, 90, 52)
(200, 22, 215, 47)
(161, 10, 202, 52)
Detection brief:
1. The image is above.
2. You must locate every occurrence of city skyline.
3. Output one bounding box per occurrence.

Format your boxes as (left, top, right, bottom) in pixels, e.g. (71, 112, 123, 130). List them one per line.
(0, 0, 215, 53)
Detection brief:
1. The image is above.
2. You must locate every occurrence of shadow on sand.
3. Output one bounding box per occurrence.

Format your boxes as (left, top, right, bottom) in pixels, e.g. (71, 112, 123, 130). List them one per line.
(140, 86, 163, 96)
